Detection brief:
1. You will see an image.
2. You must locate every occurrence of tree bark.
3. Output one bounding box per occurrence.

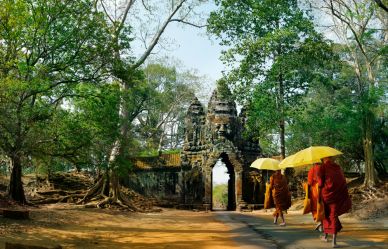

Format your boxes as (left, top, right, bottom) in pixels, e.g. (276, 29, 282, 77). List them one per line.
(8, 154, 26, 204)
(277, 44, 286, 160)
(363, 110, 377, 187)
(279, 76, 285, 160)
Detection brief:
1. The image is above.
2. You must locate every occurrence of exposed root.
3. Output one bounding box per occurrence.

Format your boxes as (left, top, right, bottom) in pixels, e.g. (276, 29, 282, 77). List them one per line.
(30, 192, 85, 205)
(25, 172, 157, 212)
(77, 177, 104, 204)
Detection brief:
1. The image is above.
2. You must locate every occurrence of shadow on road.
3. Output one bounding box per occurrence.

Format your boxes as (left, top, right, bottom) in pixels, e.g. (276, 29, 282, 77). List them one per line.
(214, 211, 387, 249)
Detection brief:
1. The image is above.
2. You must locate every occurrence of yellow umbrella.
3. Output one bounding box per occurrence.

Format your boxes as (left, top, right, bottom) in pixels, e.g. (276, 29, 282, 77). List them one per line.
(250, 158, 280, 171)
(280, 146, 343, 168)
(279, 154, 296, 169)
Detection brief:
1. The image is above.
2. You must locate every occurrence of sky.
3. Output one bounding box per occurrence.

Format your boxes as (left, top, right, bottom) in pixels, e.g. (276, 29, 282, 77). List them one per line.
(163, 20, 224, 80)
(212, 160, 230, 185)
(132, 1, 225, 101)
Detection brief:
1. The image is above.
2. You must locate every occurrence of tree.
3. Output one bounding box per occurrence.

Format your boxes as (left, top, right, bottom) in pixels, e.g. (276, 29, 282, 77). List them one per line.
(207, 0, 332, 158)
(0, 0, 110, 203)
(31, 83, 122, 175)
(316, 0, 387, 187)
(287, 58, 365, 171)
(373, 0, 388, 12)
(78, 0, 208, 208)
(135, 63, 201, 153)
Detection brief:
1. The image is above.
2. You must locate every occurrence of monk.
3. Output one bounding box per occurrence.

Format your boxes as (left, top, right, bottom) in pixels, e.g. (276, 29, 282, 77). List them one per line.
(318, 157, 352, 248)
(269, 170, 291, 226)
(307, 163, 322, 230)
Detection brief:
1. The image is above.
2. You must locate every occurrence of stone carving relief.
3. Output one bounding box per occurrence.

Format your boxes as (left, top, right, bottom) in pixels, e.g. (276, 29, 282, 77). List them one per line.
(181, 85, 262, 209)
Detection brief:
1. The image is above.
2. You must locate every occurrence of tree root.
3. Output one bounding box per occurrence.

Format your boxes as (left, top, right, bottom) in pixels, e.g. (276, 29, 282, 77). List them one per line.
(28, 173, 155, 212)
(77, 177, 104, 204)
(30, 193, 85, 205)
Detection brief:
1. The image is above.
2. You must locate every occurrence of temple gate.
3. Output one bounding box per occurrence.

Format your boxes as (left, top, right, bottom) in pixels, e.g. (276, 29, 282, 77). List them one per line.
(126, 85, 263, 210)
(180, 85, 262, 210)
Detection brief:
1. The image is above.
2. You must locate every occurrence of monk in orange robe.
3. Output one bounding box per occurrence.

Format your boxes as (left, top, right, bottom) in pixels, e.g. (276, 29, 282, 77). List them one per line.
(269, 170, 291, 226)
(318, 157, 352, 248)
(308, 163, 322, 230)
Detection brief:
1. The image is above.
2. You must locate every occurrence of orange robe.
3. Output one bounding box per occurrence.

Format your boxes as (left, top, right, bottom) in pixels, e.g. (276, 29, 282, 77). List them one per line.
(318, 161, 352, 234)
(307, 164, 320, 221)
(270, 172, 291, 216)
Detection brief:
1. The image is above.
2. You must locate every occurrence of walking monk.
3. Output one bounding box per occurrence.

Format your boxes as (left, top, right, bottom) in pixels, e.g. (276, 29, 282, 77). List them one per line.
(308, 163, 322, 230)
(318, 157, 352, 248)
(269, 170, 291, 226)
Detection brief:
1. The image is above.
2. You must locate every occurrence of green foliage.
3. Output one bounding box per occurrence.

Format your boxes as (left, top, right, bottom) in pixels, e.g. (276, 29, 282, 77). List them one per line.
(287, 65, 362, 168)
(208, 0, 333, 155)
(287, 42, 387, 173)
(212, 183, 228, 208)
(0, 0, 112, 176)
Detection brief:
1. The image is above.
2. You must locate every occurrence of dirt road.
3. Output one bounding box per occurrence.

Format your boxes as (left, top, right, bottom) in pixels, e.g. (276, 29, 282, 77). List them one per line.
(0, 205, 387, 249)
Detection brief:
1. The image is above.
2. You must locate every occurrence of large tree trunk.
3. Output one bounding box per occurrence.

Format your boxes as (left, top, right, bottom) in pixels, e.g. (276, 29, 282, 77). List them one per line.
(363, 111, 378, 187)
(363, 60, 379, 187)
(8, 154, 26, 204)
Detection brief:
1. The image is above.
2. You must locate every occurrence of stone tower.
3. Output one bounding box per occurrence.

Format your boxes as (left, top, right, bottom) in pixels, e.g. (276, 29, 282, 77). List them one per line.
(181, 84, 261, 210)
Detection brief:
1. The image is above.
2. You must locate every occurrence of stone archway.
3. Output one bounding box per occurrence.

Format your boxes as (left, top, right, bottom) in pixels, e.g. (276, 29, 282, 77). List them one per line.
(180, 85, 262, 210)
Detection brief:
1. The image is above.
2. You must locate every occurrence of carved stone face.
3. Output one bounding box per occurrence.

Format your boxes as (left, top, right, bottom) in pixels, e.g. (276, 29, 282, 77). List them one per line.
(214, 120, 232, 138)
(207, 89, 237, 142)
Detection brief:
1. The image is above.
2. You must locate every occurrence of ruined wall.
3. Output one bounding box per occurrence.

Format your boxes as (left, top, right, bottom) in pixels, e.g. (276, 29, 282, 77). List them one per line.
(125, 170, 181, 207)
(123, 154, 182, 207)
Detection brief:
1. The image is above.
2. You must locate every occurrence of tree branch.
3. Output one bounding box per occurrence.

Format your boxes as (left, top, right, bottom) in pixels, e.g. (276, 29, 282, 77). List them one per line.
(117, 0, 136, 34)
(374, 0, 388, 12)
(170, 19, 207, 28)
(132, 0, 187, 69)
(100, 0, 115, 24)
(328, 0, 370, 61)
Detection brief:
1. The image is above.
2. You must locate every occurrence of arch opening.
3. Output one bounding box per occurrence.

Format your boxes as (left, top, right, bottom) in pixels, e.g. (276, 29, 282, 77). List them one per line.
(211, 153, 236, 211)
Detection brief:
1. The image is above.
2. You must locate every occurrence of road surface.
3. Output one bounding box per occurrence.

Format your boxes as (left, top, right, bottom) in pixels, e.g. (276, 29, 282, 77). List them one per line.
(214, 210, 387, 249)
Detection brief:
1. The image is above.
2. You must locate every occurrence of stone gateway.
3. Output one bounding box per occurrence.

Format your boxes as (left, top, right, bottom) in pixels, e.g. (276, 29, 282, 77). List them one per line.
(126, 85, 264, 210)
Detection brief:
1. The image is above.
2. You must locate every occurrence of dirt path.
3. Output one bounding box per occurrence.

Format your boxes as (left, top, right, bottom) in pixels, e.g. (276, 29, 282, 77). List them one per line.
(0, 204, 238, 249)
(0, 205, 387, 249)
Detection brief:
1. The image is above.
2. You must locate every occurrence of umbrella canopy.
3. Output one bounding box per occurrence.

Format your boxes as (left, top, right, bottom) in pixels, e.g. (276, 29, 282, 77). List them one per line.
(279, 154, 296, 169)
(280, 146, 343, 168)
(250, 158, 280, 171)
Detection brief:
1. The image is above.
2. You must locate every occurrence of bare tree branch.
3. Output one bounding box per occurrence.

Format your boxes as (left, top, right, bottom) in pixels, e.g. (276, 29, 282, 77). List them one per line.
(117, 0, 137, 34)
(132, 0, 187, 69)
(374, 0, 388, 12)
(170, 19, 207, 28)
(142, 0, 151, 12)
(100, 0, 115, 24)
(328, 0, 370, 60)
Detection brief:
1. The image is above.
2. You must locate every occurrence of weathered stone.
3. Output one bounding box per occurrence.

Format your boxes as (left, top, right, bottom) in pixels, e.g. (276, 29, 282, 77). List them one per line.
(180, 84, 262, 210)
